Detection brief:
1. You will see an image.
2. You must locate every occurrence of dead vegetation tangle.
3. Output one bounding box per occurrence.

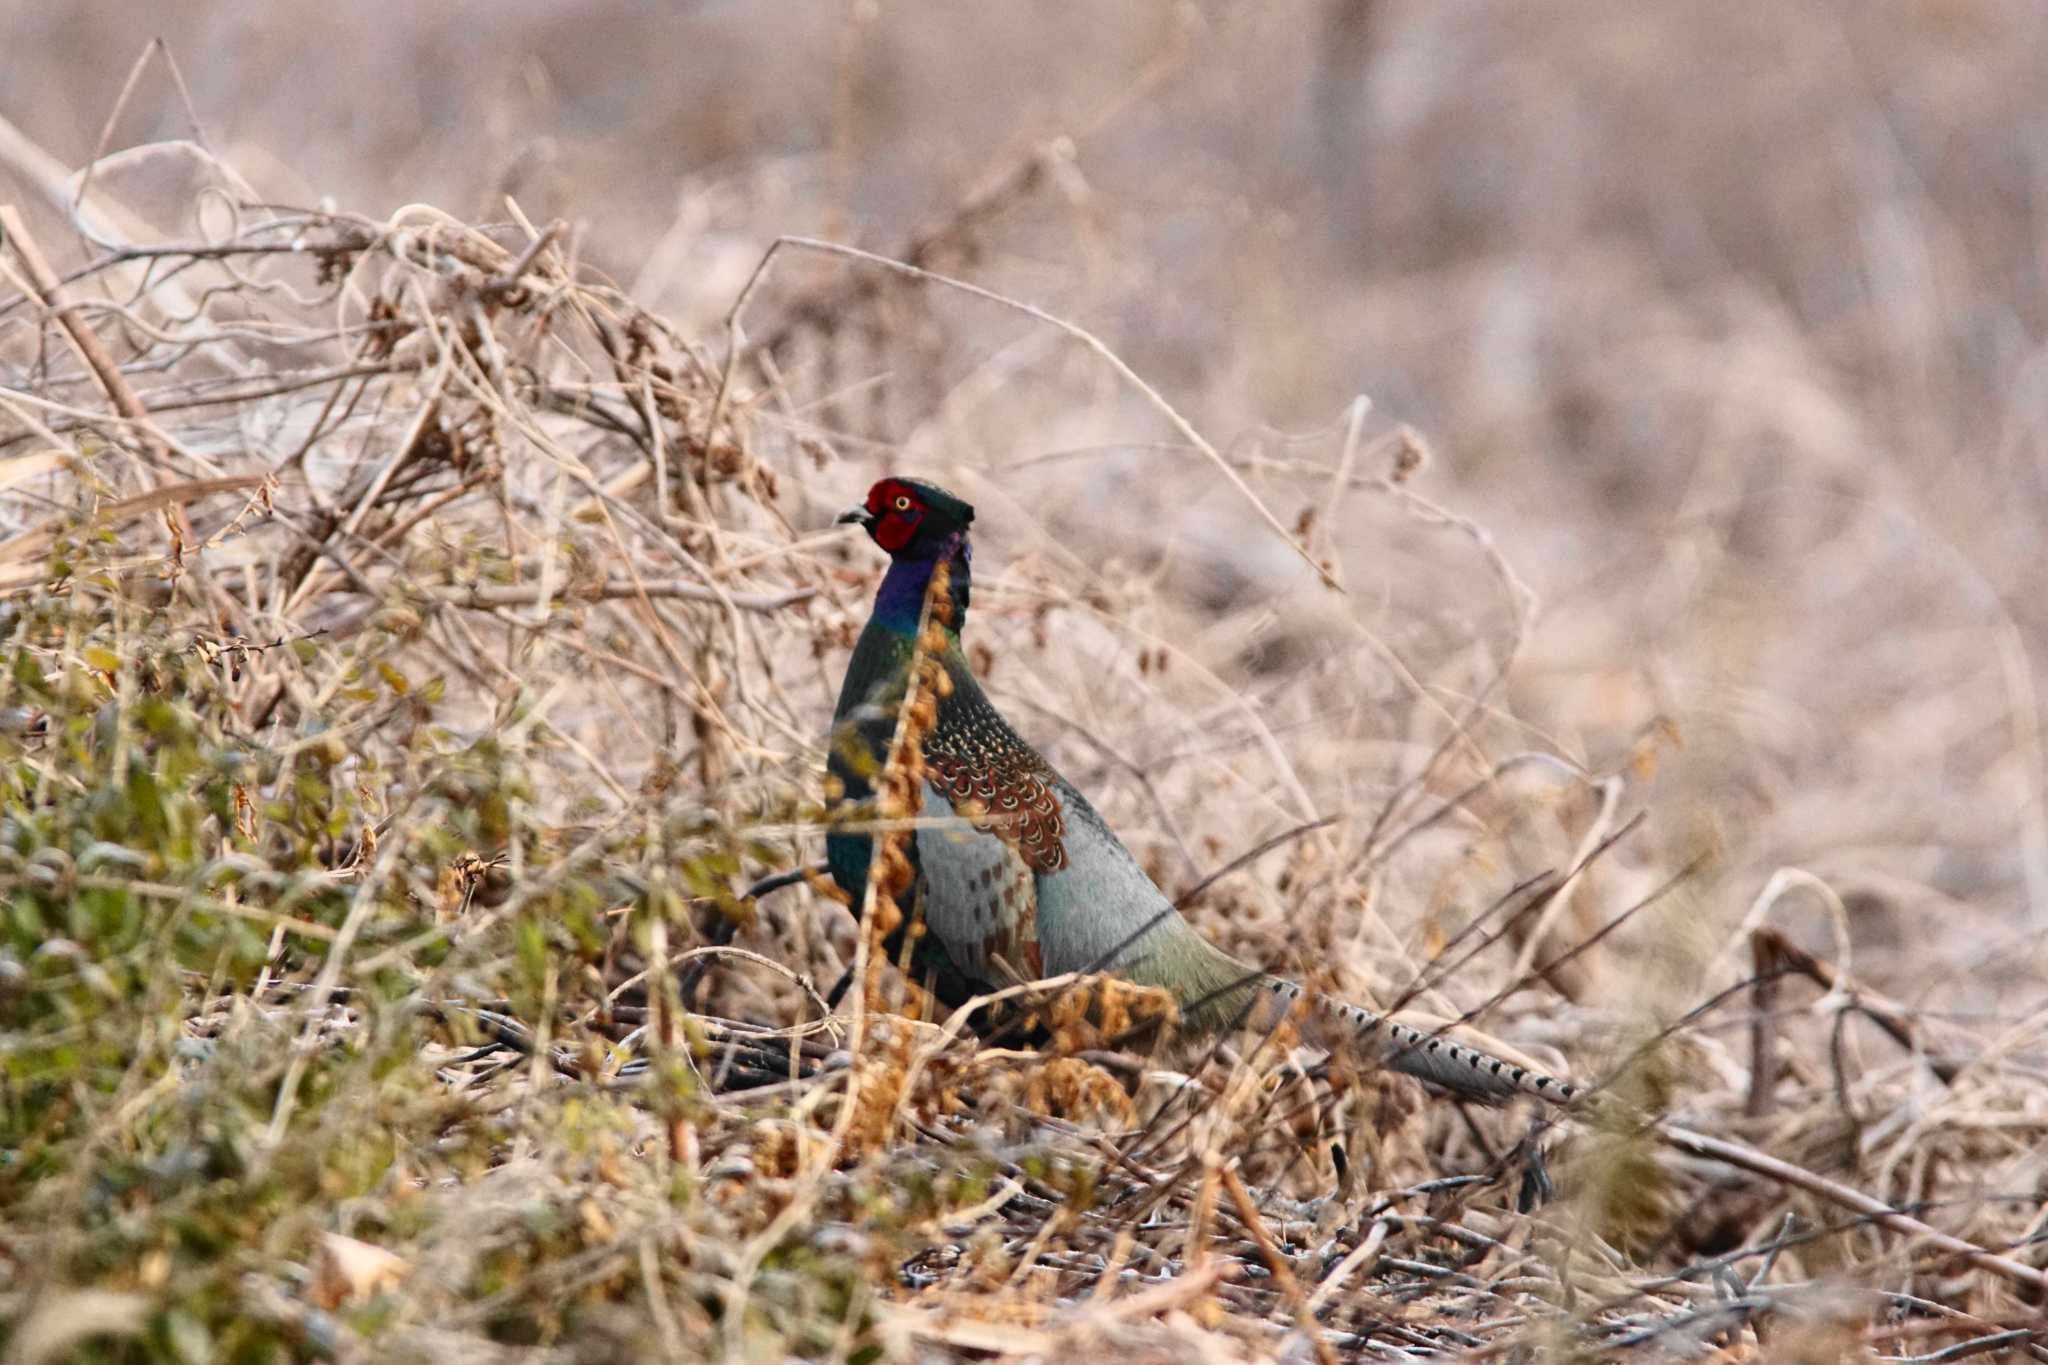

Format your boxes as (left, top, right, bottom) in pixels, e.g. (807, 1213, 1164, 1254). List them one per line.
(2, 136, 2047, 1365)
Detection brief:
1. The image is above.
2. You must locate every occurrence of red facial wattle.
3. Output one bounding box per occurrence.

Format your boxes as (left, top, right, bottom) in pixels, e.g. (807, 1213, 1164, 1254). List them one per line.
(868, 481, 925, 552)
(875, 507, 922, 551)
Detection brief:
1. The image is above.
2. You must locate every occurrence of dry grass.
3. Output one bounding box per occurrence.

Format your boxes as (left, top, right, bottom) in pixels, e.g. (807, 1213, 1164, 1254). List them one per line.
(3, 6, 2047, 1362)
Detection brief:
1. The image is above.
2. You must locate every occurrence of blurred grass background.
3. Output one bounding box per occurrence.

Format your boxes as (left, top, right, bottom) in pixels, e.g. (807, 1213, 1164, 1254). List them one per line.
(5, 2, 2048, 1359)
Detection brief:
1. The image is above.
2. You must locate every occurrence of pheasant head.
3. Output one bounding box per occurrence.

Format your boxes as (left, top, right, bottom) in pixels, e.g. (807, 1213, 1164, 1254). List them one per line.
(838, 477, 975, 632)
(837, 477, 974, 556)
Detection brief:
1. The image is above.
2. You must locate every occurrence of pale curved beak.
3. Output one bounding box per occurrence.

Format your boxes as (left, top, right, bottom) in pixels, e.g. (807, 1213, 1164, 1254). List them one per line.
(835, 504, 874, 529)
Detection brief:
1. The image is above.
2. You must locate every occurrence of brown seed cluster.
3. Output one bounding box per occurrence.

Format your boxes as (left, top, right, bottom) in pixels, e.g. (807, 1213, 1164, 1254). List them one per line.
(1020, 1056, 1134, 1127)
(1040, 975, 1180, 1054)
(838, 1020, 920, 1162)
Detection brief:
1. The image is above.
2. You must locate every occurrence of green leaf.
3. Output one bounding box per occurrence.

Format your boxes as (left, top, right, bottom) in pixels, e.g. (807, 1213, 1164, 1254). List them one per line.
(127, 766, 168, 842)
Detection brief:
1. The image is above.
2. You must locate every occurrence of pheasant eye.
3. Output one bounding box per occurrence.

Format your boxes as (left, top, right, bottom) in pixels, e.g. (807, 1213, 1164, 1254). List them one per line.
(894, 495, 913, 511)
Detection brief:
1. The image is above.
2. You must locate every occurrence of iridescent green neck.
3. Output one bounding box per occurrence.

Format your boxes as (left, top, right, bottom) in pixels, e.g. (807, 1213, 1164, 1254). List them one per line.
(869, 532, 971, 636)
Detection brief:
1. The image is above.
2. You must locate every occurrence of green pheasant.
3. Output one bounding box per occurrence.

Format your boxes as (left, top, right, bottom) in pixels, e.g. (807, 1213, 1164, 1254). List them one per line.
(825, 476, 1583, 1107)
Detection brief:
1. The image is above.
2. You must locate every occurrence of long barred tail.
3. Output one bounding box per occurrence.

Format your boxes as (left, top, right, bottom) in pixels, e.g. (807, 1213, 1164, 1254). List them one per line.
(1244, 975, 1585, 1108)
